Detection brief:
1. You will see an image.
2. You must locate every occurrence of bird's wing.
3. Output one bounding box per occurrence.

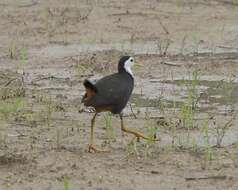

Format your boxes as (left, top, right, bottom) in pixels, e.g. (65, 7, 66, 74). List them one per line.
(94, 73, 133, 105)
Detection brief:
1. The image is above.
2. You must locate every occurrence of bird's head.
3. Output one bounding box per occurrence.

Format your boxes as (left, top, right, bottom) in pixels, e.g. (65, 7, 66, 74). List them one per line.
(118, 56, 135, 77)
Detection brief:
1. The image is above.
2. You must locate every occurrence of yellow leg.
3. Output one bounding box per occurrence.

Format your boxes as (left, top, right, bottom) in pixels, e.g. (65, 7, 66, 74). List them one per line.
(88, 113, 109, 153)
(120, 114, 157, 142)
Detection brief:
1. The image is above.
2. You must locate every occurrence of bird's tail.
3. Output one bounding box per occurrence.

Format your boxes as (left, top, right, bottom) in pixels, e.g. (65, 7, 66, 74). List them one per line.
(83, 79, 98, 93)
(81, 79, 97, 104)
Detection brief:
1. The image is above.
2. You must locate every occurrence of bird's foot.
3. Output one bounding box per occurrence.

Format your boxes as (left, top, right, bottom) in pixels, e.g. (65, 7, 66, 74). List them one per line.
(88, 144, 110, 153)
(126, 133, 159, 146)
(134, 133, 160, 142)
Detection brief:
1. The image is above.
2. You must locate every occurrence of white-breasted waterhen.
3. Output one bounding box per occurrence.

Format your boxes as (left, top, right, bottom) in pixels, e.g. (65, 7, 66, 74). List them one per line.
(82, 56, 155, 152)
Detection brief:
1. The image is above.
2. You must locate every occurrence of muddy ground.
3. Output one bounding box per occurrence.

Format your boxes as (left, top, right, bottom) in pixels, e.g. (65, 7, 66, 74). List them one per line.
(1, 0, 238, 189)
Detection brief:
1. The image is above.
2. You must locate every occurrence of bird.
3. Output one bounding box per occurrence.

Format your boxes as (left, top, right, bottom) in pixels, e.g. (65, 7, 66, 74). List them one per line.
(82, 56, 155, 152)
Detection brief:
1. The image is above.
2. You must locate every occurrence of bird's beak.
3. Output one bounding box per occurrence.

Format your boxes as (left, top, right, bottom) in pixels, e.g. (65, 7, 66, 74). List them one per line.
(133, 62, 141, 69)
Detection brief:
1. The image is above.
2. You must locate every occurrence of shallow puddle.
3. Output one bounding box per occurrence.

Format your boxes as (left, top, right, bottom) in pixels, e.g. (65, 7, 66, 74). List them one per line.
(131, 77, 238, 147)
(132, 78, 238, 112)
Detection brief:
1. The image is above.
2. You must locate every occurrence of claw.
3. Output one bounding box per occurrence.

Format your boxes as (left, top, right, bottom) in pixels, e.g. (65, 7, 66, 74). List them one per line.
(88, 144, 110, 153)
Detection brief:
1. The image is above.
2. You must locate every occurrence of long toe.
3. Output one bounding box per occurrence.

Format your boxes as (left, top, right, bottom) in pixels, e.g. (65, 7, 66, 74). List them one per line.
(88, 144, 110, 153)
(136, 133, 159, 142)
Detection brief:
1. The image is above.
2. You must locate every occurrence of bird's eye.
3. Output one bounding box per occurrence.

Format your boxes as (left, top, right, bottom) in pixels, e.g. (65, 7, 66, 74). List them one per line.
(130, 59, 133, 62)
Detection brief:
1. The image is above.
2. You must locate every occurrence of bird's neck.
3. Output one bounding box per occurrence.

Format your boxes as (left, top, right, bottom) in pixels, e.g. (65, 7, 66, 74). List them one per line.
(118, 68, 134, 79)
(119, 67, 134, 78)
(124, 67, 134, 78)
